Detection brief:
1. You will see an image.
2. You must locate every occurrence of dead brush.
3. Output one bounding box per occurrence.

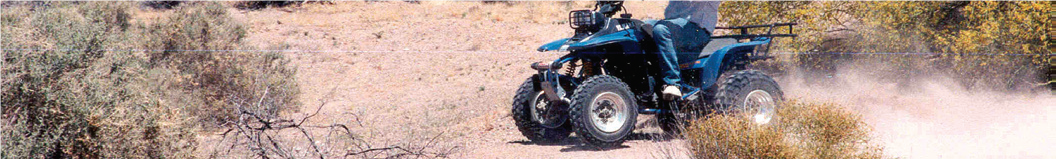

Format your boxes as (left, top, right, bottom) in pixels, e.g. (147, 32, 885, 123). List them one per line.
(685, 100, 883, 159)
(231, 1, 337, 10)
(721, 1, 1049, 91)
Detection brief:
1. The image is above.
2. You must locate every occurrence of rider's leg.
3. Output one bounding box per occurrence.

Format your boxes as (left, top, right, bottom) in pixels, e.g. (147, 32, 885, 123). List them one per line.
(653, 18, 713, 100)
(652, 18, 688, 99)
(653, 19, 688, 86)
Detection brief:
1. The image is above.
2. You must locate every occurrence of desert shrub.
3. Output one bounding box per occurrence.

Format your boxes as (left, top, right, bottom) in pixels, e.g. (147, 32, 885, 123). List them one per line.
(142, 1, 181, 9)
(137, 3, 299, 125)
(721, 1, 1049, 90)
(685, 100, 882, 159)
(1, 2, 192, 158)
(237, 0, 331, 9)
(852, 1, 1048, 90)
(139, 0, 213, 8)
(2, 2, 297, 158)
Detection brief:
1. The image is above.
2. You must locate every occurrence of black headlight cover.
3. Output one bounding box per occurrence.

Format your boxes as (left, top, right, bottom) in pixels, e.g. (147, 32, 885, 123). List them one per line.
(569, 10, 594, 30)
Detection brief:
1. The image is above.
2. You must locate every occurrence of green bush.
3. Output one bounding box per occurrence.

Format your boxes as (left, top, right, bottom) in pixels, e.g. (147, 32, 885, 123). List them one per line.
(685, 100, 882, 159)
(2, 2, 297, 158)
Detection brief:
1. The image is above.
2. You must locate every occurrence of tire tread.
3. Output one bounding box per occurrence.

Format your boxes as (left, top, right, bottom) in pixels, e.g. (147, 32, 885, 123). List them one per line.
(512, 77, 571, 143)
(569, 75, 637, 148)
(713, 70, 784, 113)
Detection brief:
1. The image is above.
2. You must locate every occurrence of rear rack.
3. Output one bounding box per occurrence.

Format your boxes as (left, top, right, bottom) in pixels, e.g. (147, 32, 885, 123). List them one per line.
(710, 22, 798, 61)
(711, 22, 797, 40)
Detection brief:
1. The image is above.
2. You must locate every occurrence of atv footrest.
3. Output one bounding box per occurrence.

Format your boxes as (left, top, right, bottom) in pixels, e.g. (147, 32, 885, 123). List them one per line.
(638, 108, 666, 114)
(679, 84, 701, 101)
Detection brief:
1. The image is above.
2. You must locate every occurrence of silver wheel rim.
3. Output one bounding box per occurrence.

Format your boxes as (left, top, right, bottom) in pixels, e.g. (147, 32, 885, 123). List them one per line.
(590, 92, 628, 133)
(743, 90, 776, 124)
(529, 91, 551, 125)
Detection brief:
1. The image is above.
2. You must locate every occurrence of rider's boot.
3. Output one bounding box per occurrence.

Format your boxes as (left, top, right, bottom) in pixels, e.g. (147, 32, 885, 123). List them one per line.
(662, 85, 682, 100)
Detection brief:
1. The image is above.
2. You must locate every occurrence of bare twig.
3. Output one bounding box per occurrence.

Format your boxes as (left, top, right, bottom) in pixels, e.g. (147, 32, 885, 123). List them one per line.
(343, 131, 456, 158)
(214, 87, 349, 158)
(215, 86, 454, 158)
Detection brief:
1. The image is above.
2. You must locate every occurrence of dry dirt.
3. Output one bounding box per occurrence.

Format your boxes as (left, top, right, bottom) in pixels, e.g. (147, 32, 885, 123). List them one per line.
(210, 1, 1053, 158)
(226, 2, 691, 158)
(781, 68, 1056, 158)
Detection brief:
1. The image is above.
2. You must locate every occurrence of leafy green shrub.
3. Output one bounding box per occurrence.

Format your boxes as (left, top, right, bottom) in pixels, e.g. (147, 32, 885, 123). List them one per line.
(2, 2, 297, 158)
(685, 100, 882, 159)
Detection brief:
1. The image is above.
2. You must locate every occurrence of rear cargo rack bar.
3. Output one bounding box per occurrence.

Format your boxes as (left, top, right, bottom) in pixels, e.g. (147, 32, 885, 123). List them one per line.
(711, 23, 797, 40)
(710, 22, 798, 61)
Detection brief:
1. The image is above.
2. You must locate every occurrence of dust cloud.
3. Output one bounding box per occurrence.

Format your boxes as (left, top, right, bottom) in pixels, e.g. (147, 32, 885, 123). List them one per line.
(777, 66, 1055, 158)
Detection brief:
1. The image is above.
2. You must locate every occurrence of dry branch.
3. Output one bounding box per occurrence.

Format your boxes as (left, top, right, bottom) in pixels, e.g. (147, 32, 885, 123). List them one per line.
(212, 87, 455, 158)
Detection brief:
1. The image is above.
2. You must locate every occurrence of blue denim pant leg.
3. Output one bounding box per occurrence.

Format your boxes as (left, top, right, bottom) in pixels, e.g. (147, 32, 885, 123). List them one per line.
(651, 18, 710, 86)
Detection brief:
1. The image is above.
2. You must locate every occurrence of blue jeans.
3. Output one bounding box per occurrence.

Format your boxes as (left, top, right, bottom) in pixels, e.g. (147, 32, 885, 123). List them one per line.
(648, 18, 711, 86)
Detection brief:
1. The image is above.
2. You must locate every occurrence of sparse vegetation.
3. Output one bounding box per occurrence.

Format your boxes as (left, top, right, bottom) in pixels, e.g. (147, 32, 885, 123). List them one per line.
(685, 100, 883, 159)
(2, 1, 1047, 158)
(2, 2, 296, 158)
(140, 2, 300, 127)
(3, 2, 461, 158)
(141, 1, 181, 9)
(233, 1, 336, 10)
(721, 1, 1049, 90)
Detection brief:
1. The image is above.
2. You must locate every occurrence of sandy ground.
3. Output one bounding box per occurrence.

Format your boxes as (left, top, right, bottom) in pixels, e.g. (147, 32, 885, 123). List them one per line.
(226, 2, 691, 158)
(215, 1, 1054, 158)
(781, 70, 1056, 158)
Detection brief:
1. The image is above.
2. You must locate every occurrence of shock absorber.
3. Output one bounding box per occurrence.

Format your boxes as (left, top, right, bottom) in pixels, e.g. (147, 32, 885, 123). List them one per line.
(566, 60, 578, 76)
(581, 61, 595, 77)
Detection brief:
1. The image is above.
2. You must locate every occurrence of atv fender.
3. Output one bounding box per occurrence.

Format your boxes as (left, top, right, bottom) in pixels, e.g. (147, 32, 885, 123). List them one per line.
(685, 38, 771, 88)
(538, 30, 644, 53)
(566, 30, 641, 53)
(537, 38, 570, 52)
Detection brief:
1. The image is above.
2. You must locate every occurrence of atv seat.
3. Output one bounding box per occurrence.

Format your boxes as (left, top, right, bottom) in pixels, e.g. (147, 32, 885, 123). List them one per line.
(698, 38, 737, 58)
(676, 38, 738, 64)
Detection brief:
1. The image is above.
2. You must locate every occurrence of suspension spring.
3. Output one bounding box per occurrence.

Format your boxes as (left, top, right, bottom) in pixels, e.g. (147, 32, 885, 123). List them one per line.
(566, 61, 578, 76)
(581, 61, 594, 76)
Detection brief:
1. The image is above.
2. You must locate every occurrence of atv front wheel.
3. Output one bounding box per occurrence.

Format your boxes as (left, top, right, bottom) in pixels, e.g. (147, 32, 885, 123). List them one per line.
(512, 77, 572, 143)
(569, 75, 638, 148)
(713, 70, 784, 125)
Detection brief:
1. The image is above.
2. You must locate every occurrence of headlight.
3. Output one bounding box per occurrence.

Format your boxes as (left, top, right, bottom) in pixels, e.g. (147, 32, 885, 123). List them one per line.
(569, 10, 595, 30)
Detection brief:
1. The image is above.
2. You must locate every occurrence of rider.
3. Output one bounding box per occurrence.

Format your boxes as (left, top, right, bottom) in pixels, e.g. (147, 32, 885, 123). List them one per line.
(653, 1, 721, 100)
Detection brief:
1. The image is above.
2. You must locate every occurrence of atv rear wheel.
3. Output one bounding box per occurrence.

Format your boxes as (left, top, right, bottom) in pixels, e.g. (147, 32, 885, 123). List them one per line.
(569, 75, 637, 148)
(713, 70, 784, 125)
(512, 77, 572, 143)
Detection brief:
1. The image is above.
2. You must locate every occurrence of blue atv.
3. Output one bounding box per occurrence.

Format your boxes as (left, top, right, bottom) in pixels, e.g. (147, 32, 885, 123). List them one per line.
(511, 2, 797, 147)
